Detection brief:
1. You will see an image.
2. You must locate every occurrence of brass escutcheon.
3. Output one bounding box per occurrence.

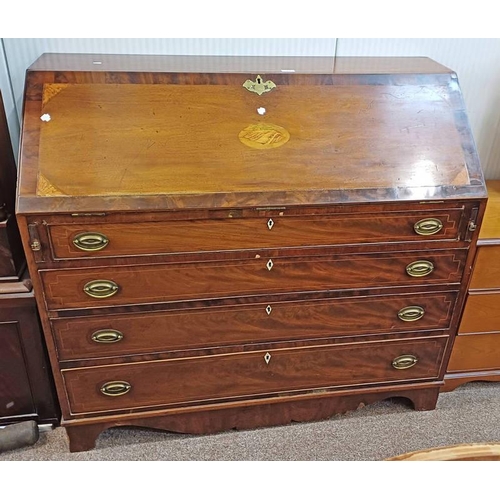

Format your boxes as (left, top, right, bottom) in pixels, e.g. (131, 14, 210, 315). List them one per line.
(398, 306, 425, 322)
(30, 240, 41, 251)
(406, 260, 434, 278)
(414, 218, 444, 236)
(73, 232, 109, 252)
(83, 280, 119, 299)
(392, 355, 418, 370)
(242, 75, 276, 96)
(100, 381, 131, 397)
(91, 329, 124, 343)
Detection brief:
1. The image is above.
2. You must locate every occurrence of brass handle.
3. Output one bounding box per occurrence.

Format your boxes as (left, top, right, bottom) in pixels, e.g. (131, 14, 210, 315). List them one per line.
(414, 218, 443, 236)
(398, 306, 425, 322)
(73, 232, 109, 252)
(83, 280, 119, 299)
(91, 329, 124, 343)
(406, 260, 434, 278)
(100, 381, 131, 397)
(392, 355, 418, 370)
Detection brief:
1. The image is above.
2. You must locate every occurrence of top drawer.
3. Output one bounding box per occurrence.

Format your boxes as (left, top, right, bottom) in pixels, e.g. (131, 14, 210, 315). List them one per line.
(46, 208, 466, 260)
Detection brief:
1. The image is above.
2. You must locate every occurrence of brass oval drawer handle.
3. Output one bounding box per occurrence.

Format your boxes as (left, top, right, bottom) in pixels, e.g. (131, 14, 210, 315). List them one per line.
(100, 381, 131, 397)
(414, 218, 443, 236)
(73, 232, 109, 252)
(91, 329, 124, 343)
(392, 355, 418, 370)
(83, 280, 119, 299)
(397, 306, 425, 322)
(406, 260, 434, 278)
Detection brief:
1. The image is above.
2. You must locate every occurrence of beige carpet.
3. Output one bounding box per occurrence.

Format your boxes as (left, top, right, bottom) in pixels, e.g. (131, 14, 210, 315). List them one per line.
(1, 382, 499, 461)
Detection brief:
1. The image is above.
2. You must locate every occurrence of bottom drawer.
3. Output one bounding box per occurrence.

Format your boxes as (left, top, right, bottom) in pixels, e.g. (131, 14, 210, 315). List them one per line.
(448, 332, 500, 372)
(63, 337, 448, 415)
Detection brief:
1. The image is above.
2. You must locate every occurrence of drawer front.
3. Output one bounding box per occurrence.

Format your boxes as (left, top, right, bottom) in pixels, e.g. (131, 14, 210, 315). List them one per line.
(41, 250, 467, 310)
(47, 209, 464, 259)
(458, 292, 500, 334)
(62, 337, 448, 414)
(53, 291, 458, 360)
(470, 246, 500, 290)
(448, 332, 500, 372)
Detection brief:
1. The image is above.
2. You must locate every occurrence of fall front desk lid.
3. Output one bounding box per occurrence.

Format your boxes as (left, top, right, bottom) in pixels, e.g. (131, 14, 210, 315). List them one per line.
(18, 54, 485, 212)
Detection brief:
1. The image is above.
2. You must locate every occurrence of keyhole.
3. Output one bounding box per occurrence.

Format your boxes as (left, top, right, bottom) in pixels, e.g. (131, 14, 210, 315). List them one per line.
(257, 77, 262, 84)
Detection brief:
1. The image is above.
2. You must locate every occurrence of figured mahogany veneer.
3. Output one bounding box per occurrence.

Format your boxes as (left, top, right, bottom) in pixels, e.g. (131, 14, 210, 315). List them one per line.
(53, 291, 457, 361)
(40, 249, 466, 311)
(47, 208, 465, 260)
(62, 336, 448, 415)
(16, 54, 487, 451)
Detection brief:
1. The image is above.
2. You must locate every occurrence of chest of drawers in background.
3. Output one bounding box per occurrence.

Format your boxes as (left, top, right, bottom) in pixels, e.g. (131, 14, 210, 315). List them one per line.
(444, 180, 500, 391)
(16, 54, 487, 451)
(0, 91, 60, 428)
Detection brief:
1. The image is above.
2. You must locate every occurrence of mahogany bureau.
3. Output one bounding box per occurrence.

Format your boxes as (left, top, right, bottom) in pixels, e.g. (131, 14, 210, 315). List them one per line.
(443, 180, 500, 391)
(16, 54, 487, 451)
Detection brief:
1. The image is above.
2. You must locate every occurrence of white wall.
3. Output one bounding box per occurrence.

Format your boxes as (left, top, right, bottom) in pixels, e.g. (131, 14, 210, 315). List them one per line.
(2, 37, 337, 124)
(336, 38, 500, 179)
(1, 38, 500, 179)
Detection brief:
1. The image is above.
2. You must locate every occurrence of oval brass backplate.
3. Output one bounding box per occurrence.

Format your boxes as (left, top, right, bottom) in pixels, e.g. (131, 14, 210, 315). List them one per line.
(406, 260, 434, 278)
(398, 306, 425, 322)
(83, 280, 119, 299)
(392, 355, 418, 370)
(91, 329, 124, 343)
(414, 218, 443, 236)
(100, 381, 131, 397)
(73, 232, 109, 252)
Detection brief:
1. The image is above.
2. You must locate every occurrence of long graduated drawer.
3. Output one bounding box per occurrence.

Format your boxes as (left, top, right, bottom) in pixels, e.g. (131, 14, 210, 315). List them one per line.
(62, 336, 449, 415)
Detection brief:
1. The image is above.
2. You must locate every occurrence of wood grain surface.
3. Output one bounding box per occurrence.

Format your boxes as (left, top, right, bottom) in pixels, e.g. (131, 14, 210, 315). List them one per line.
(62, 336, 448, 415)
(47, 209, 465, 260)
(478, 180, 500, 240)
(448, 332, 500, 372)
(458, 292, 500, 333)
(40, 249, 466, 310)
(35, 83, 469, 198)
(52, 291, 457, 361)
(469, 246, 500, 289)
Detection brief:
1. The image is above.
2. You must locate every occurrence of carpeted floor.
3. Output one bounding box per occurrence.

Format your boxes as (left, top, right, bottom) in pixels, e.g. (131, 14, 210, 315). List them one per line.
(1, 382, 499, 461)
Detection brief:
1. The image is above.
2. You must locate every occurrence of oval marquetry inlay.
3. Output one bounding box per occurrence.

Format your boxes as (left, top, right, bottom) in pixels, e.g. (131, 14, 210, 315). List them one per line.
(238, 123, 290, 149)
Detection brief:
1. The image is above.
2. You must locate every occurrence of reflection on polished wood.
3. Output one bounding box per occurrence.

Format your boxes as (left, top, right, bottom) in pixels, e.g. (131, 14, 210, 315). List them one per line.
(387, 443, 500, 461)
(478, 180, 500, 240)
(16, 54, 487, 451)
(27, 53, 452, 75)
(35, 83, 468, 198)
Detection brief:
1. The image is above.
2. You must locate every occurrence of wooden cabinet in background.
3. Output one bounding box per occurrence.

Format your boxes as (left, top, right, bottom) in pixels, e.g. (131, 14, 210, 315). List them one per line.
(0, 91, 59, 426)
(16, 54, 486, 451)
(444, 180, 500, 391)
